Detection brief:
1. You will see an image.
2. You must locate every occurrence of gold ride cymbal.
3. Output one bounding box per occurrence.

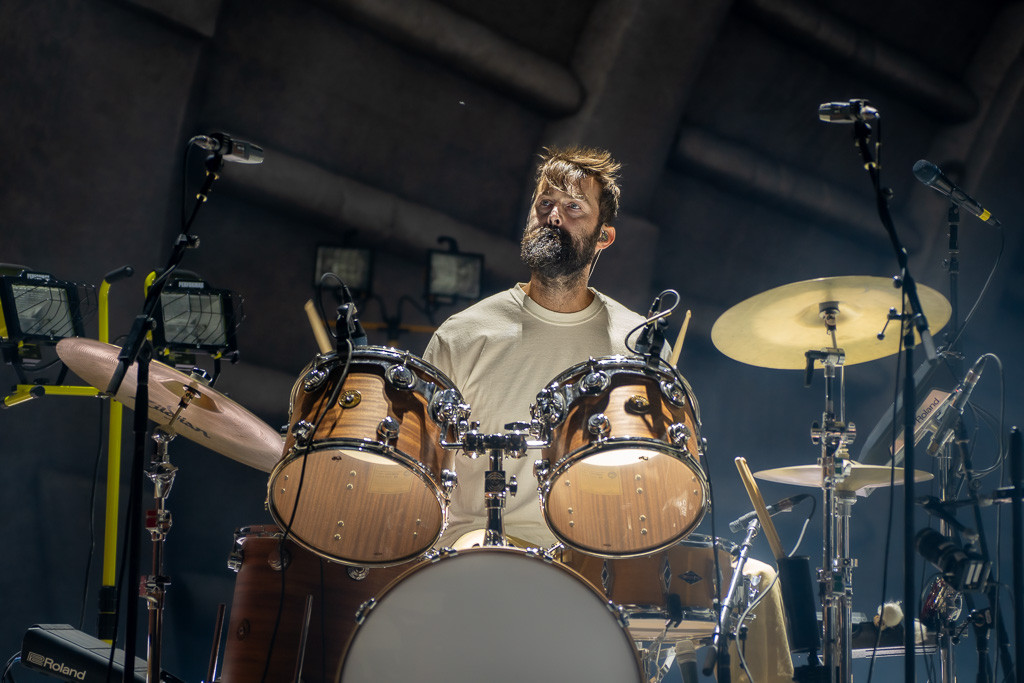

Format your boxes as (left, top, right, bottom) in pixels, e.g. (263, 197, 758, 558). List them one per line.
(56, 338, 284, 472)
(711, 276, 951, 369)
(754, 462, 933, 496)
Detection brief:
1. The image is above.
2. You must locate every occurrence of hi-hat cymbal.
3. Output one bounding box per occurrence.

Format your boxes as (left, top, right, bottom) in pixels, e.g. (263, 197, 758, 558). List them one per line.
(56, 338, 284, 472)
(754, 462, 933, 496)
(711, 276, 951, 369)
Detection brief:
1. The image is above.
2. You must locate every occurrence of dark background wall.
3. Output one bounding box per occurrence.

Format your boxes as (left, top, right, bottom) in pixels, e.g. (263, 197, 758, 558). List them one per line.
(2, 1, 1023, 681)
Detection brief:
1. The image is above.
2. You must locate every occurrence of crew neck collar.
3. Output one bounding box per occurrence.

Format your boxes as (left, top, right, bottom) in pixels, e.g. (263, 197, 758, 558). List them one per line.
(512, 283, 602, 324)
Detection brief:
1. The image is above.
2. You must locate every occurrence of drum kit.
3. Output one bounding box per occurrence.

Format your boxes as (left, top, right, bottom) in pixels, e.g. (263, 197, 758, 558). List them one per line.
(53, 274, 951, 683)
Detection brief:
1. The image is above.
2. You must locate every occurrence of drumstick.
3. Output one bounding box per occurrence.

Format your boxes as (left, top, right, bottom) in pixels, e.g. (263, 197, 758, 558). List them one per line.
(304, 299, 333, 354)
(735, 457, 785, 560)
(669, 309, 692, 367)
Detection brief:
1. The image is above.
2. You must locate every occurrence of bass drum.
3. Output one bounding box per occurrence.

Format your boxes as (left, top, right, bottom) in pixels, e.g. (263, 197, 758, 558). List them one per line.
(533, 355, 708, 557)
(338, 547, 643, 683)
(268, 347, 465, 566)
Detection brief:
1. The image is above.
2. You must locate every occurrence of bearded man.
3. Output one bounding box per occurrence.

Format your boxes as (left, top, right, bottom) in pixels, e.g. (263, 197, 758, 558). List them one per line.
(423, 145, 650, 548)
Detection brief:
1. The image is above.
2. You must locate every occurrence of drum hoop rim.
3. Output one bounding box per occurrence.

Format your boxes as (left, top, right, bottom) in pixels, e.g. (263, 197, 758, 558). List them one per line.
(542, 439, 710, 507)
(271, 438, 450, 500)
(277, 437, 447, 482)
(538, 354, 703, 427)
(619, 605, 719, 619)
(295, 345, 459, 392)
(538, 439, 711, 558)
(545, 355, 673, 381)
(545, 436, 707, 475)
(266, 442, 449, 568)
(370, 545, 609, 599)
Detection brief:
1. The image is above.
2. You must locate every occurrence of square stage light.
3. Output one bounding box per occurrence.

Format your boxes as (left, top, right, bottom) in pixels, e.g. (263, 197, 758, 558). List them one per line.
(427, 250, 483, 302)
(315, 246, 373, 297)
(0, 272, 85, 343)
(152, 280, 238, 355)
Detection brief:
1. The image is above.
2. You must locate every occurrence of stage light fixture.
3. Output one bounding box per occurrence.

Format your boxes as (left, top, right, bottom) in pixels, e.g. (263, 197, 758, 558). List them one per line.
(151, 277, 239, 358)
(427, 249, 483, 303)
(915, 528, 990, 591)
(0, 270, 86, 345)
(316, 246, 374, 298)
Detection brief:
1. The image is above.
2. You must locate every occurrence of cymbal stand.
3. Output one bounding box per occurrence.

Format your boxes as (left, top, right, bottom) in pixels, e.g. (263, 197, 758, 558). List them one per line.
(143, 427, 177, 683)
(804, 308, 856, 683)
(141, 372, 204, 682)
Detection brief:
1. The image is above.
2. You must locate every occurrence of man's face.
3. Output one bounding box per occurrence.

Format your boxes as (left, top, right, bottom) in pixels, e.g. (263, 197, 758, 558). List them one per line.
(520, 176, 603, 279)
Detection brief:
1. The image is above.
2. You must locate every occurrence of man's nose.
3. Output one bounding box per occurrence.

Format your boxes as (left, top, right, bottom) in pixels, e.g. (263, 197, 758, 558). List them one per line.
(548, 205, 562, 225)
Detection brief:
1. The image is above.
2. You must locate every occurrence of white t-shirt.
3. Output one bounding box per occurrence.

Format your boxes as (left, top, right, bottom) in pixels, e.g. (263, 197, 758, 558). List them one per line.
(423, 284, 648, 547)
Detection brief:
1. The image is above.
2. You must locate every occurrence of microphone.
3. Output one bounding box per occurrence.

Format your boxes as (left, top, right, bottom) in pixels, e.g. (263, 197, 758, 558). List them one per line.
(728, 493, 811, 533)
(336, 283, 368, 346)
(189, 133, 265, 164)
(818, 99, 880, 123)
(913, 160, 1000, 227)
(635, 293, 665, 357)
(926, 355, 987, 456)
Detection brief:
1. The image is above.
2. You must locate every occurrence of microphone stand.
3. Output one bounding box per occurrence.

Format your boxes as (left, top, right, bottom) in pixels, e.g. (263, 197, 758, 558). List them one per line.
(702, 518, 759, 683)
(960, 440, 1017, 681)
(850, 117, 937, 683)
(1011, 428, 1023, 683)
(933, 201, 963, 683)
(107, 151, 226, 682)
(936, 203, 1017, 683)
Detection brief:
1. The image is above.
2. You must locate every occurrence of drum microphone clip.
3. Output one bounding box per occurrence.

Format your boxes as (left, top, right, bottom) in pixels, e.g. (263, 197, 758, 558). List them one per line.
(636, 291, 676, 360)
(335, 283, 368, 347)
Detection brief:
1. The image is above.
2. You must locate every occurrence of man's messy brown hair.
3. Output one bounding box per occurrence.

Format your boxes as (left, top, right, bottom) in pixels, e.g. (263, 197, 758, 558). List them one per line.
(534, 145, 622, 228)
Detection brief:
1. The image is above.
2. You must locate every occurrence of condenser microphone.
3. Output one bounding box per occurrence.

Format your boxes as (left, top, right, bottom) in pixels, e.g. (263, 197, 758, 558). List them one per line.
(818, 99, 880, 123)
(728, 493, 811, 533)
(190, 133, 264, 164)
(926, 355, 987, 456)
(913, 159, 1000, 226)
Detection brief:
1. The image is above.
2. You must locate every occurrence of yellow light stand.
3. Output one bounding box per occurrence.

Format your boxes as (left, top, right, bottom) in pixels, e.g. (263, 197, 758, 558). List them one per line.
(1, 273, 128, 642)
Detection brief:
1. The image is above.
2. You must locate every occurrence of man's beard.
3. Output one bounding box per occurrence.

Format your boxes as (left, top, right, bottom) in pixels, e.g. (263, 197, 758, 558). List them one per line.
(520, 220, 601, 282)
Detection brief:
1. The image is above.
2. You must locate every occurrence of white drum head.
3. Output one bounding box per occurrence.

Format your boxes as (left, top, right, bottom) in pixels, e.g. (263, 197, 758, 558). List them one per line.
(339, 547, 642, 682)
